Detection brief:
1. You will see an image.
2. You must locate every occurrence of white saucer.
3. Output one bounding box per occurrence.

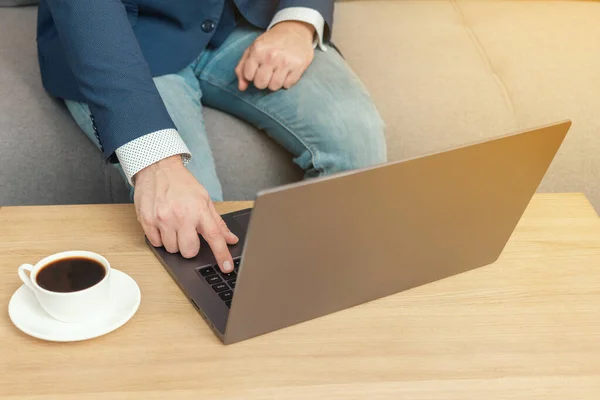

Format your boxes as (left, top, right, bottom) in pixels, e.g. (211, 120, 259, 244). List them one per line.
(8, 269, 141, 342)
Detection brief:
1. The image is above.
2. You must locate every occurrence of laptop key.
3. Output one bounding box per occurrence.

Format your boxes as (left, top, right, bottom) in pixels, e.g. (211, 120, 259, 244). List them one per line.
(234, 259, 241, 268)
(225, 300, 232, 308)
(206, 275, 222, 285)
(219, 290, 233, 301)
(220, 271, 237, 280)
(212, 283, 228, 293)
(198, 267, 216, 277)
(228, 280, 236, 289)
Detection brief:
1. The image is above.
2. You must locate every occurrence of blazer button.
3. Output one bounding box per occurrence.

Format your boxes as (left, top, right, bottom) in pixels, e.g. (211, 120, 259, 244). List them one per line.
(201, 20, 216, 33)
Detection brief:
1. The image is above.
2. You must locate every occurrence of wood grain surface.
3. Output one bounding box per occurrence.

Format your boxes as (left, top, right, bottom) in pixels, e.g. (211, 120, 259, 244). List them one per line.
(1, 194, 599, 399)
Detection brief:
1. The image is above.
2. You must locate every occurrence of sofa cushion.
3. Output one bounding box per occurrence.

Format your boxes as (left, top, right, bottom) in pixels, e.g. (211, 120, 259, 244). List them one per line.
(333, 0, 518, 166)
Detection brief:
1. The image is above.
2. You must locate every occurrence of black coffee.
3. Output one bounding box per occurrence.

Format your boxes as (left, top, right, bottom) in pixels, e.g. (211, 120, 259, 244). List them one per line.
(35, 257, 106, 293)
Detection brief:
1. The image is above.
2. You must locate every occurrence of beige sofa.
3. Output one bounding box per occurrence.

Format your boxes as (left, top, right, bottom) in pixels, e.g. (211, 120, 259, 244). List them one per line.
(335, 0, 600, 210)
(1, 0, 599, 210)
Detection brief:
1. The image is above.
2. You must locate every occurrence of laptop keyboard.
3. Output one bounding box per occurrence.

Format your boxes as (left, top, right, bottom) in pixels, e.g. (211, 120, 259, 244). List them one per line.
(197, 258, 241, 308)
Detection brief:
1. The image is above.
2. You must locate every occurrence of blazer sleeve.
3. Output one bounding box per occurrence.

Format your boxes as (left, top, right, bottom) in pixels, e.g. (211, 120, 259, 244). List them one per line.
(276, 0, 334, 41)
(45, 0, 177, 162)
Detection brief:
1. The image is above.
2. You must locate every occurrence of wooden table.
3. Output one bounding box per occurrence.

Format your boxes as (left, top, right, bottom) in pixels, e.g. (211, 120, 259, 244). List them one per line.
(1, 194, 600, 399)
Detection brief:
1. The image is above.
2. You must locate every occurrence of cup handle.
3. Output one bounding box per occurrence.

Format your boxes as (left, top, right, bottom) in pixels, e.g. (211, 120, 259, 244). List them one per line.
(18, 264, 36, 291)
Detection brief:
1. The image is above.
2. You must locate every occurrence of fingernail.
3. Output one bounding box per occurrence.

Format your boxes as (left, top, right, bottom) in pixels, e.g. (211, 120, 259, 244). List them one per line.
(230, 232, 239, 241)
(223, 261, 233, 272)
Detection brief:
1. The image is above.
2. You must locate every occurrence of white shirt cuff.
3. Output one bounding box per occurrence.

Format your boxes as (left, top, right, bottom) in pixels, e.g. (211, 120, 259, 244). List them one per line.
(267, 7, 327, 51)
(115, 129, 191, 186)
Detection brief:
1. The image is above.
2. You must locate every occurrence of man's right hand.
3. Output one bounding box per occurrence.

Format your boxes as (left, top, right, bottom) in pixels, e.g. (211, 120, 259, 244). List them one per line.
(133, 155, 238, 273)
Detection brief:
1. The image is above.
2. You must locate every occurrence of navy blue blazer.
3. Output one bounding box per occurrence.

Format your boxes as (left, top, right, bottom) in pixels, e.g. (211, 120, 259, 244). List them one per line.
(37, 0, 334, 161)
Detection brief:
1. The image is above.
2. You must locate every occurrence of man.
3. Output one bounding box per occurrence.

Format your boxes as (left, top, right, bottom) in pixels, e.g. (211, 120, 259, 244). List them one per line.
(37, 0, 387, 273)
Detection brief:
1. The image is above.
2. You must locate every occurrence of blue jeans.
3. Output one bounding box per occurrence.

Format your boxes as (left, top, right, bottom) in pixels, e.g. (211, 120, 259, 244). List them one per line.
(65, 25, 387, 202)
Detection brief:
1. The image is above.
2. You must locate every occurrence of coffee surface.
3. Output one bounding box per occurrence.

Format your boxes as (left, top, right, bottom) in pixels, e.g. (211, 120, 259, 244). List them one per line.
(36, 257, 106, 293)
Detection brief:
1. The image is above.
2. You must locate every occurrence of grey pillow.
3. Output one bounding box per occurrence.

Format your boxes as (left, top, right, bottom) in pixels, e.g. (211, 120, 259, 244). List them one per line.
(0, 0, 38, 6)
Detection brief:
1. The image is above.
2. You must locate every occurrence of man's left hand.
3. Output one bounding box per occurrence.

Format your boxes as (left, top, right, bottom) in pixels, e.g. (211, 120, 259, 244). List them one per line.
(235, 21, 315, 92)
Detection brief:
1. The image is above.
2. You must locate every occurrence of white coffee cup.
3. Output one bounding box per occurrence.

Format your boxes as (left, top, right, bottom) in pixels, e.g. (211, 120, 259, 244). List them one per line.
(18, 251, 111, 323)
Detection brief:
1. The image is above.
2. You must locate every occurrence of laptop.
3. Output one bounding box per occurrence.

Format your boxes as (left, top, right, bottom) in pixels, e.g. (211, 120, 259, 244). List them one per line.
(147, 120, 571, 344)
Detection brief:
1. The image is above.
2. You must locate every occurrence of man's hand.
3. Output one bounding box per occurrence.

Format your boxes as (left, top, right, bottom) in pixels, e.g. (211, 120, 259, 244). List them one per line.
(235, 21, 315, 92)
(133, 155, 239, 273)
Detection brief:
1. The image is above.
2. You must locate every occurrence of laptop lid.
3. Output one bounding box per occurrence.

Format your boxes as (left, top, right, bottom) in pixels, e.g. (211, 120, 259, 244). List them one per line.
(224, 121, 571, 344)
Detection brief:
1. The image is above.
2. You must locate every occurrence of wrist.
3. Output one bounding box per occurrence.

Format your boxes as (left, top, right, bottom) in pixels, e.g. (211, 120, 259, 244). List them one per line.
(273, 20, 315, 42)
(134, 155, 184, 184)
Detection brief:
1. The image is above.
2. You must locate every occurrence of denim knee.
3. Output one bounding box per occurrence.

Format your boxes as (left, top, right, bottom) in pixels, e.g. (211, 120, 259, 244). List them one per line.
(315, 99, 387, 175)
